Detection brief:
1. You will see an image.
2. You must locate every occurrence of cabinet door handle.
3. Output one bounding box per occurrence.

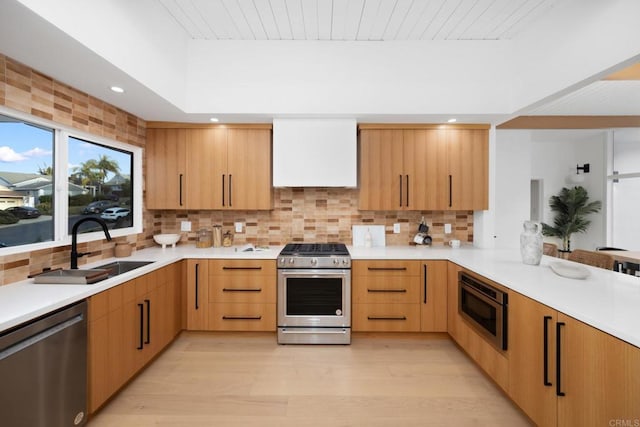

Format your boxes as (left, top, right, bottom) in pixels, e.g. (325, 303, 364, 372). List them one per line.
(367, 267, 407, 271)
(448, 174, 453, 208)
(405, 174, 409, 207)
(222, 266, 262, 271)
(179, 174, 183, 206)
(137, 303, 144, 350)
(228, 174, 232, 207)
(543, 316, 552, 386)
(222, 288, 262, 292)
(221, 174, 225, 207)
(399, 174, 403, 207)
(423, 264, 428, 304)
(194, 263, 199, 310)
(144, 299, 151, 345)
(222, 315, 262, 320)
(368, 316, 407, 321)
(367, 289, 407, 293)
(556, 321, 566, 396)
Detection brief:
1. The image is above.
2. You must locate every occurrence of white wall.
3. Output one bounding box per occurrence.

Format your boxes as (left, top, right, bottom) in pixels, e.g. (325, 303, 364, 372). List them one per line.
(186, 40, 514, 116)
(493, 130, 533, 249)
(492, 130, 607, 250)
(530, 130, 607, 250)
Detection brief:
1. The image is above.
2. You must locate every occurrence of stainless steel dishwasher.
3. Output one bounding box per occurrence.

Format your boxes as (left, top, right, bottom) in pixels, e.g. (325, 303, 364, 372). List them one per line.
(0, 300, 88, 427)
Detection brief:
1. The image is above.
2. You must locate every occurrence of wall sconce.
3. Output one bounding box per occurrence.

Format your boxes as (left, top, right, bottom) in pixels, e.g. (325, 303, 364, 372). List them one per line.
(569, 163, 590, 184)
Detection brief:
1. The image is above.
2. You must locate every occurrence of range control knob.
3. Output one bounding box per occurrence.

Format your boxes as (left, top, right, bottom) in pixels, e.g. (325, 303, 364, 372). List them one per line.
(288, 258, 295, 265)
(342, 259, 349, 265)
(310, 258, 318, 266)
(333, 258, 340, 265)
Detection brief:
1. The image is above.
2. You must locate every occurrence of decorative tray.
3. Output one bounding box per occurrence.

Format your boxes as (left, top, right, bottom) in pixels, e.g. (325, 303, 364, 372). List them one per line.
(32, 269, 110, 284)
(549, 262, 590, 280)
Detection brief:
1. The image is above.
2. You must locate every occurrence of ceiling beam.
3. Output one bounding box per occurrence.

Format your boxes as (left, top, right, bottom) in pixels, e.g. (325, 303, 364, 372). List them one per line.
(497, 116, 640, 129)
(604, 63, 640, 80)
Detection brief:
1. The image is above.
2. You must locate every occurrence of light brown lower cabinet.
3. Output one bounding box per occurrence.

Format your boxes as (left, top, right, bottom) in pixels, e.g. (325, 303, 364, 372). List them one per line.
(208, 259, 276, 331)
(509, 291, 640, 426)
(446, 263, 509, 391)
(88, 263, 182, 414)
(352, 260, 447, 332)
(186, 259, 209, 330)
(185, 259, 276, 331)
(420, 261, 447, 332)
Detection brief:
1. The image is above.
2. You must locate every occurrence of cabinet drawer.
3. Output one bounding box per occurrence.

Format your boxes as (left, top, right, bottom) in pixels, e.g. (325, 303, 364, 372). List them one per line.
(352, 276, 419, 304)
(353, 303, 420, 332)
(208, 303, 276, 331)
(209, 259, 276, 276)
(209, 276, 276, 303)
(353, 260, 420, 276)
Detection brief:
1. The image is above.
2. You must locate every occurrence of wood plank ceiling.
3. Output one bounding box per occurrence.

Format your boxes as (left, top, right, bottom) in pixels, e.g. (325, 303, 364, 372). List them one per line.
(158, 0, 560, 41)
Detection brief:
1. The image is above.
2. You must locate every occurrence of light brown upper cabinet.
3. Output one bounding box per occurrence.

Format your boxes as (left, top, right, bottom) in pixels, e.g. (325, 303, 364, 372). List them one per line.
(146, 128, 188, 209)
(358, 125, 488, 211)
(146, 125, 272, 210)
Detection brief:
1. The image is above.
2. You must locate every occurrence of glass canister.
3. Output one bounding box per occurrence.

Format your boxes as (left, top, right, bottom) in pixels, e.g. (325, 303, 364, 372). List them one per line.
(213, 225, 222, 247)
(196, 228, 213, 248)
(222, 230, 233, 247)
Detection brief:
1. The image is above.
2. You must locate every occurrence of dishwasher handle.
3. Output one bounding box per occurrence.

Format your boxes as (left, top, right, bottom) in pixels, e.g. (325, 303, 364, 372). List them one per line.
(0, 314, 84, 361)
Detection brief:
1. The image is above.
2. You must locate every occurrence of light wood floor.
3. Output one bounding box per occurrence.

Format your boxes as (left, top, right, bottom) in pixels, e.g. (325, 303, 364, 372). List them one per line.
(90, 332, 532, 426)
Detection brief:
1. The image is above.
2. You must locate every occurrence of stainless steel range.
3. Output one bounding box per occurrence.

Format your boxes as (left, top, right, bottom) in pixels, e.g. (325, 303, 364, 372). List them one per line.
(277, 243, 351, 344)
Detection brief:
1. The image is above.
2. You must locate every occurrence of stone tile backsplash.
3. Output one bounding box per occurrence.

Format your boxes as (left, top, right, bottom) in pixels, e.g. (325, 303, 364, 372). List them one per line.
(156, 188, 474, 247)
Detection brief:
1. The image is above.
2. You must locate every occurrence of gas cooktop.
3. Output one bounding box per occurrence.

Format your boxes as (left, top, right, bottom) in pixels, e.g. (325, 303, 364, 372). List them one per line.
(279, 243, 349, 257)
(278, 243, 350, 269)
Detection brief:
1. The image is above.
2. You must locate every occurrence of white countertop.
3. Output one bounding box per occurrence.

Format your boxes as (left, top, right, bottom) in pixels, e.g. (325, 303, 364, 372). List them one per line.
(0, 245, 282, 333)
(2, 243, 639, 349)
(351, 245, 640, 348)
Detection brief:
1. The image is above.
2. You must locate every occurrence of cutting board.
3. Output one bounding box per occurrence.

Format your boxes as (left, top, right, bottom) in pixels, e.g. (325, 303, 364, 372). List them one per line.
(352, 225, 386, 247)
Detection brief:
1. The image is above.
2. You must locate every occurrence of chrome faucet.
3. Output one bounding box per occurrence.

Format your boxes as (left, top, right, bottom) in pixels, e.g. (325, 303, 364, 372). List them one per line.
(70, 217, 112, 269)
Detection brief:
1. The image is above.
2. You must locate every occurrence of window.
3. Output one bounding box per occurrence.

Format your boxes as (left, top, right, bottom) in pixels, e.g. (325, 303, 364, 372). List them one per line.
(0, 109, 141, 252)
(0, 114, 55, 247)
(68, 137, 134, 234)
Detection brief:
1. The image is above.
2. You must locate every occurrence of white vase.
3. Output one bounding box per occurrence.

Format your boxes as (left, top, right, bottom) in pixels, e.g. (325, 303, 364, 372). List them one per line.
(520, 221, 543, 265)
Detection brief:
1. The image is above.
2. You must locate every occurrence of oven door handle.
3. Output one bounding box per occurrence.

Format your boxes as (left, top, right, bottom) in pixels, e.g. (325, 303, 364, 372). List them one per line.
(280, 329, 348, 334)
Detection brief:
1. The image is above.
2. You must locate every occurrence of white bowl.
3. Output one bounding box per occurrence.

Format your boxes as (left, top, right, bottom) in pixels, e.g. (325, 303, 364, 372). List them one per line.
(153, 233, 181, 248)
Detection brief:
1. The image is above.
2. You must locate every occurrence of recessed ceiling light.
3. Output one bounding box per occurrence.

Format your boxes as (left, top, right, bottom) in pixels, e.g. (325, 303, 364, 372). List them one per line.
(209, 117, 219, 122)
(110, 86, 124, 93)
(447, 118, 457, 123)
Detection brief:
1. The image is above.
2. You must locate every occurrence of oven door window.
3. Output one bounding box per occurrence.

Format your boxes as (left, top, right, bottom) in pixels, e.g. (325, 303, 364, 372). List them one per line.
(461, 288, 497, 337)
(286, 277, 343, 316)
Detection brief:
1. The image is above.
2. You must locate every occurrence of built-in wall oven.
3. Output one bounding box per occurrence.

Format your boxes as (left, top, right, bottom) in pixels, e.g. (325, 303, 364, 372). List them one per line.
(458, 271, 508, 351)
(277, 243, 351, 344)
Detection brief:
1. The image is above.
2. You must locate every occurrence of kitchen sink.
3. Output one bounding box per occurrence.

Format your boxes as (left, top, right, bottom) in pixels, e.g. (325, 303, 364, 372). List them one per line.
(91, 260, 154, 277)
(32, 260, 154, 284)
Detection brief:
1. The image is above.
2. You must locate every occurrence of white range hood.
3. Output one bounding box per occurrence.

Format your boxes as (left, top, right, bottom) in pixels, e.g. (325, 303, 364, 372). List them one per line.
(273, 118, 357, 187)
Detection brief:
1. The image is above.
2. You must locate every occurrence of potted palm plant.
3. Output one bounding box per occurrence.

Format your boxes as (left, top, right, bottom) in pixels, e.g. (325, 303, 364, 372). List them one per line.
(541, 186, 601, 252)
